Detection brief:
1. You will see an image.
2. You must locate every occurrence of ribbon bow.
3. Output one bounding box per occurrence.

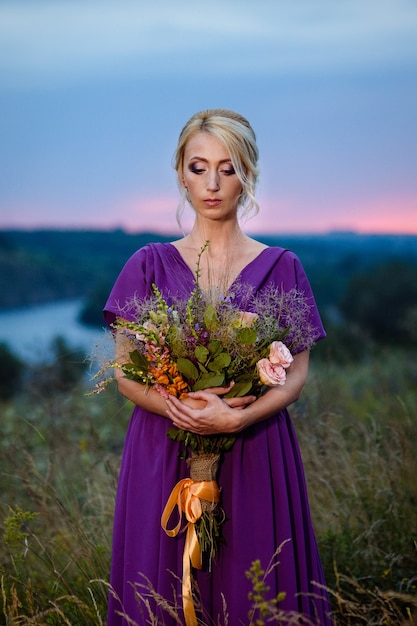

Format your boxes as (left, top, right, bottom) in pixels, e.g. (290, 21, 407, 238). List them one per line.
(161, 477, 220, 626)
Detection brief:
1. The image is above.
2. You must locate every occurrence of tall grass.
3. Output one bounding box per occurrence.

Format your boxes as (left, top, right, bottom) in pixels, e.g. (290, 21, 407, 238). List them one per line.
(299, 350, 417, 587)
(0, 387, 126, 625)
(1, 349, 416, 624)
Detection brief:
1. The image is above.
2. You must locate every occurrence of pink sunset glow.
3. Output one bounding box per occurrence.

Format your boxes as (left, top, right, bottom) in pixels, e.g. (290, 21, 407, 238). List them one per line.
(2, 193, 416, 235)
(248, 195, 417, 235)
(102, 193, 417, 235)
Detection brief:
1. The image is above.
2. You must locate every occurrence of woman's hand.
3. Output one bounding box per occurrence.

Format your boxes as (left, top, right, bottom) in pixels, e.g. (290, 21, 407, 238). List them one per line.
(181, 383, 256, 411)
(166, 350, 311, 435)
(166, 391, 249, 435)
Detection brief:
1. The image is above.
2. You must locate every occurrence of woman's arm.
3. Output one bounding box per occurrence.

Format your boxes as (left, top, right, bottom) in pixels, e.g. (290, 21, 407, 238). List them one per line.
(165, 350, 310, 435)
(113, 330, 171, 415)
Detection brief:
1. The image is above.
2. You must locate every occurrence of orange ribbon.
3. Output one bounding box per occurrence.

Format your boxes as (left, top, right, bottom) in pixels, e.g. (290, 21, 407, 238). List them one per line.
(161, 478, 220, 626)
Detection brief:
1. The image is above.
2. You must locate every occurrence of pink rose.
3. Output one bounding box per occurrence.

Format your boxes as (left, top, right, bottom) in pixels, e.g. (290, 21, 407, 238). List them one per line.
(268, 341, 293, 369)
(256, 358, 287, 386)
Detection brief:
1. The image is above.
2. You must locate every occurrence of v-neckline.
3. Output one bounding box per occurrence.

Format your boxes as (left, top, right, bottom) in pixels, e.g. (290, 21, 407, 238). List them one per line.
(166, 242, 270, 293)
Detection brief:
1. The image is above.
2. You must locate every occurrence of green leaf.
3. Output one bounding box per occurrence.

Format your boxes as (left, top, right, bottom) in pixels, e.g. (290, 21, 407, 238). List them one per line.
(122, 361, 146, 379)
(224, 381, 253, 398)
(195, 345, 209, 363)
(129, 350, 149, 370)
(177, 357, 199, 381)
(204, 304, 220, 331)
(207, 352, 231, 371)
(222, 436, 237, 451)
(281, 326, 290, 339)
(236, 327, 257, 344)
(193, 372, 225, 391)
(208, 339, 222, 356)
(167, 427, 187, 442)
(166, 324, 179, 344)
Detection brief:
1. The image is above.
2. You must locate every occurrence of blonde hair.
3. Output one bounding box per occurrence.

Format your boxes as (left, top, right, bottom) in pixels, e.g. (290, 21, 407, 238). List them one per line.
(173, 108, 260, 228)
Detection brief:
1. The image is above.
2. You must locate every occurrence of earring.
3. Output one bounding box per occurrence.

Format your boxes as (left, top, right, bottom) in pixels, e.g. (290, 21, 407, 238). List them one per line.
(185, 188, 191, 204)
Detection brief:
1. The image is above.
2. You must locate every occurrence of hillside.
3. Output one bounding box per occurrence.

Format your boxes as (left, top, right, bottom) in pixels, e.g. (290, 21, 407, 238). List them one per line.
(0, 230, 171, 309)
(1, 229, 417, 319)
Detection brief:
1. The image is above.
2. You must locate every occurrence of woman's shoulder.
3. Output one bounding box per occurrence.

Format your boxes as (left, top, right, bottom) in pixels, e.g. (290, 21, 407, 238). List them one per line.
(254, 245, 309, 286)
(242, 236, 296, 261)
(134, 241, 172, 253)
(246, 236, 294, 255)
(260, 244, 300, 264)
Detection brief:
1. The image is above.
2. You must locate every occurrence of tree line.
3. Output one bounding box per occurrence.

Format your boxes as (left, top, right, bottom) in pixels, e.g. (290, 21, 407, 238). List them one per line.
(1, 230, 416, 400)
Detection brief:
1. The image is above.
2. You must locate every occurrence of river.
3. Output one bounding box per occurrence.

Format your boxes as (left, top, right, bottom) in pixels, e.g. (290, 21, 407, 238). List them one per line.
(0, 299, 105, 363)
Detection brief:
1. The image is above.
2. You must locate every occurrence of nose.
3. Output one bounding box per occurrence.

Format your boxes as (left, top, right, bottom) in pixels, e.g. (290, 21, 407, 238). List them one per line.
(207, 169, 220, 192)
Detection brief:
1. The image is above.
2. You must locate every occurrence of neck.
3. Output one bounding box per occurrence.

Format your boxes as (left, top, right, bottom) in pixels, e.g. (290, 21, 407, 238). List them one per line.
(185, 219, 247, 255)
(172, 220, 265, 295)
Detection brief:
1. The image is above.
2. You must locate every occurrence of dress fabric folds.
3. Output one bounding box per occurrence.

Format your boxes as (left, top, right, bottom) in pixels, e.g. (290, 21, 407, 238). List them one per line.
(104, 242, 333, 626)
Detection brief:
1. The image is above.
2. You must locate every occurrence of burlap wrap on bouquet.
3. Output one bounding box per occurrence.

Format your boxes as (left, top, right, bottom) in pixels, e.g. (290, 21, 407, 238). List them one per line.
(187, 452, 220, 512)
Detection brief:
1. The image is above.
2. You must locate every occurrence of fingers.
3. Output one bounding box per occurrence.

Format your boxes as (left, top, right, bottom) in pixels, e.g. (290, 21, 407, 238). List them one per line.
(165, 391, 250, 434)
(181, 397, 207, 410)
(166, 395, 195, 418)
(166, 397, 207, 433)
(187, 390, 256, 407)
(166, 398, 191, 428)
(224, 395, 256, 409)
(187, 390, 217, 402)
(165, 393, 224, 434)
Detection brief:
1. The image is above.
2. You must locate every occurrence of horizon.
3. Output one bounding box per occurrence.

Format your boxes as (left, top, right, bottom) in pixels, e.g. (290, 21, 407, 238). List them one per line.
(2, 224, 416, 238)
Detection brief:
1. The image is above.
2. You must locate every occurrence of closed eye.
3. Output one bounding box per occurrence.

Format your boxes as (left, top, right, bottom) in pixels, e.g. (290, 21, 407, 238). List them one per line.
(189, 164, 205, 174)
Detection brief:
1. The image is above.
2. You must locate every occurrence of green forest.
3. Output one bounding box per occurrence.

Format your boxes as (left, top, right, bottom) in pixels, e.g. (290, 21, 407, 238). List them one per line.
(1, 229, 417, 624)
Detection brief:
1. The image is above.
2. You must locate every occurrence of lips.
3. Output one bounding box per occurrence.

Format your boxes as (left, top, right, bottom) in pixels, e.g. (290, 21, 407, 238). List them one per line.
(204, 199, 222, 206)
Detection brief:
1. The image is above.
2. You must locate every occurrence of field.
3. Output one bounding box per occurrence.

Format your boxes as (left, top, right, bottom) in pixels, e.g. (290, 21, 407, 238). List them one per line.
(1, 229, 417, 624)
(1, 346, 416, 625)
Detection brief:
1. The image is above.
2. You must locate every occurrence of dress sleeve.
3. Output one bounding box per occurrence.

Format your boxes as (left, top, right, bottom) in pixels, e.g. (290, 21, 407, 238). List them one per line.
(293, 252, 326, 349)
(270, 249, 326, 351)
(290, 253, 326, 343)
(103, 247, 151, 328)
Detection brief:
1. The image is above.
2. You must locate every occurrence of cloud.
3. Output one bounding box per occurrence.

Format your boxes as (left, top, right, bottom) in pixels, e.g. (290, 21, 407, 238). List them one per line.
(1, 0, 417, 88)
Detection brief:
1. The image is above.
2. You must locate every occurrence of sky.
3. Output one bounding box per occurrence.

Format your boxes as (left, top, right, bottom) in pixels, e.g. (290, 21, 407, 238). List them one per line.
(0, 0, 416, 236)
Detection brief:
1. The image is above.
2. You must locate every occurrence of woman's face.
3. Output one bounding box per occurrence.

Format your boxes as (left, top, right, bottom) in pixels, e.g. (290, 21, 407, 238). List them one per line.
(182, 132, 243, 221)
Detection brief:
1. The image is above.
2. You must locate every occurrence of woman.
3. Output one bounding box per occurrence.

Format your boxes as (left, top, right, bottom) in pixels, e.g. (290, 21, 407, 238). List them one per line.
(104, 109, 333, 625)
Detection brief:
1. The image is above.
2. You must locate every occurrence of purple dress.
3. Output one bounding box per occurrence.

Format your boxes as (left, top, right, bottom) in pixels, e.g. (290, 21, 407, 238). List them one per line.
(104, 242, 333, 626)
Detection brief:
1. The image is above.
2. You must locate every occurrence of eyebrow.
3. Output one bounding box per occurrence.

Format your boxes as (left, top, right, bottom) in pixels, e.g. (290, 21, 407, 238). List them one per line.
(188, 156, 232, 164)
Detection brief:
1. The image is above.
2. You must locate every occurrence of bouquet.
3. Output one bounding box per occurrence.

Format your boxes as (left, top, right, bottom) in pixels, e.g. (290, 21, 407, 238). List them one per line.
(91, 244, 317, 624)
